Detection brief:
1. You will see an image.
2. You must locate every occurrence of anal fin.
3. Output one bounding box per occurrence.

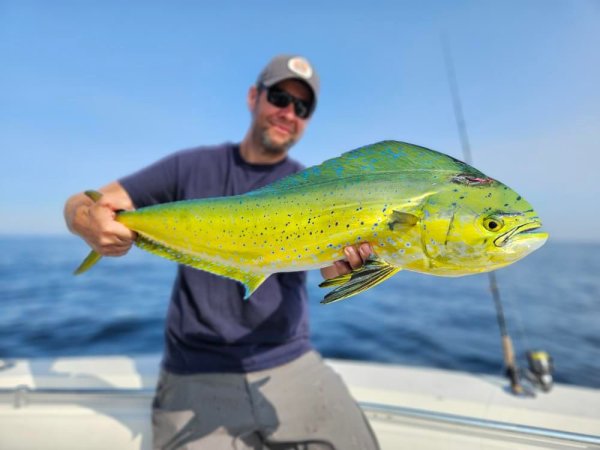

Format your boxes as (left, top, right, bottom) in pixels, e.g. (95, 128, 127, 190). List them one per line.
(318, 254, 401, 304)
(136, 234, 267, 299)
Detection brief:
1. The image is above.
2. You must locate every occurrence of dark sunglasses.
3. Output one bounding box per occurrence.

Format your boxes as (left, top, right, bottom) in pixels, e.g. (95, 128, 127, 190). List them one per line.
(261, 84, 312, 119)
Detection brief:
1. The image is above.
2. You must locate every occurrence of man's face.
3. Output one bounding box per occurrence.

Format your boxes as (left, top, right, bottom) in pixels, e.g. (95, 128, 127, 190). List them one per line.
(248, 79, 312, 155)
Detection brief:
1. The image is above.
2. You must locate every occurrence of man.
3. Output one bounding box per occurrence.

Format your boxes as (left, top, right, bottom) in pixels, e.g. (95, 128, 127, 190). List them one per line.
(64, 55, 379, 450)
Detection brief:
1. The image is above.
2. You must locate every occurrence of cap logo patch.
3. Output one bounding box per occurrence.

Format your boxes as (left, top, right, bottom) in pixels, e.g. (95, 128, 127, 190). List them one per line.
(288, 57, 313, 79)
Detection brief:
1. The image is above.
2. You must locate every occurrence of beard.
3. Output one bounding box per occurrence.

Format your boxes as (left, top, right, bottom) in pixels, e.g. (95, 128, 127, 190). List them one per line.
(254, 124, 297, 155)
(261, 130, 296, 154)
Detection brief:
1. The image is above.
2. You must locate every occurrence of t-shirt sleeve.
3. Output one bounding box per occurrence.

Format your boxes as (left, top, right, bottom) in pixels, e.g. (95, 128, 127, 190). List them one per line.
(119, 152, 180, 208)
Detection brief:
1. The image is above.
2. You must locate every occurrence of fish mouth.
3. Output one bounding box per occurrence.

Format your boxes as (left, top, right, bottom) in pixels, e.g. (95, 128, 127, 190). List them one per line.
(494, 221, 548, 248)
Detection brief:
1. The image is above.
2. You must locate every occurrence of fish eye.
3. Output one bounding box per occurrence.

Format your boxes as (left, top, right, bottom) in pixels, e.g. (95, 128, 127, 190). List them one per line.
(483, 216, 503, 232)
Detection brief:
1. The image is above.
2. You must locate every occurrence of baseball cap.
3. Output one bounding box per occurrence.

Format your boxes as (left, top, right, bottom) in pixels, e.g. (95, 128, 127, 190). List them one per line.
(256, 55, 320, 113)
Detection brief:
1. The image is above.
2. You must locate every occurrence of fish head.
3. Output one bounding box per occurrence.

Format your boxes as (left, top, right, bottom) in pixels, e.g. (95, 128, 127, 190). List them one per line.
(419, 173, 548, 275)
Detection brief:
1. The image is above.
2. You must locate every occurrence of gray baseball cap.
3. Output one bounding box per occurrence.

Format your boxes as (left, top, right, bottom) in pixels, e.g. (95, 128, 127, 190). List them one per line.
(256, 54, 320, 113)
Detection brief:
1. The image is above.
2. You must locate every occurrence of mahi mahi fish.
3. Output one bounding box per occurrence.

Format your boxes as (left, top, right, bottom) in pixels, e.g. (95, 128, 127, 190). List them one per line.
(75, 140, 548, 303)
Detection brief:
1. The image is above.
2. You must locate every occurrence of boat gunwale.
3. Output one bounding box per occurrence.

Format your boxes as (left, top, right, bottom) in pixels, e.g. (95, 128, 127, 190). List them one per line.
(2, 386, 598, 447)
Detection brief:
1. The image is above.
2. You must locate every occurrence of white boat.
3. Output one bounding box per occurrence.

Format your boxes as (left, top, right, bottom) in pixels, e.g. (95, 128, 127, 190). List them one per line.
(0, 355, 599, 449)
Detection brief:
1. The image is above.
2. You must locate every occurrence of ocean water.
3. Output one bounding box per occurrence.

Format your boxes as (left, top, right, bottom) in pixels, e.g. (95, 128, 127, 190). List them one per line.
(0, 236, 598, 389)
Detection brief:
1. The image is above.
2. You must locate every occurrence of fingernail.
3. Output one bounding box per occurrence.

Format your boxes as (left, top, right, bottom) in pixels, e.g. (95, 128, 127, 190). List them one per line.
(344, 247, 355, 258)
(359, 243, 372, 257)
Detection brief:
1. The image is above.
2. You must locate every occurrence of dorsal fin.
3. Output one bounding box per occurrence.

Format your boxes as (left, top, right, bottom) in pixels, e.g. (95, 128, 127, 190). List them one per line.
(249, 140, 484, 194)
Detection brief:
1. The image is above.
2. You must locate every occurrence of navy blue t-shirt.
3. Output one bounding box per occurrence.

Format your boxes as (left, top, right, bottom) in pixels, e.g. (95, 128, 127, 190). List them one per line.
(119, 143, 312, 373)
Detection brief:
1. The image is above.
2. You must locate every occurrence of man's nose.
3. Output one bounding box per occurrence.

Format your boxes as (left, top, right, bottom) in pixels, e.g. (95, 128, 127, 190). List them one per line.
(279, 102, 296, 119)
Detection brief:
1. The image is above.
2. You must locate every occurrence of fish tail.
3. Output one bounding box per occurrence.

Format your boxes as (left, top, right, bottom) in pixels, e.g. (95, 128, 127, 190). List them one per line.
(73, 190, 104, 275)
(73, 249, 102, 274)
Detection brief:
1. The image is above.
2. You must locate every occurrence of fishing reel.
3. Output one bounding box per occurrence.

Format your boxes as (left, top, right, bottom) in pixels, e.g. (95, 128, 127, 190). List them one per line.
(523, 350, 554, 392)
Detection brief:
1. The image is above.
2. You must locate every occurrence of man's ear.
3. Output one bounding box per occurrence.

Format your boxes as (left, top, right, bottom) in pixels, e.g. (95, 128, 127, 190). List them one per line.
(247, 85, 258, 112)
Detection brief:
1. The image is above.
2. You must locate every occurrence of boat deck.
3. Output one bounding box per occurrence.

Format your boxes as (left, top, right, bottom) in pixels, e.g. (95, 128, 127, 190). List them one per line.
(0, 355, 599, 449)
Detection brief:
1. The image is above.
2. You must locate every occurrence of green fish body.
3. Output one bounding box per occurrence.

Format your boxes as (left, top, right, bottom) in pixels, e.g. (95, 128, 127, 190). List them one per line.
(76, 141, 548, 303)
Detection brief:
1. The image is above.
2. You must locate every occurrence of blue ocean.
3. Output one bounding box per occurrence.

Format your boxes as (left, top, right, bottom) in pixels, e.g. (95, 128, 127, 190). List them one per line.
(1, 236, 598, 389)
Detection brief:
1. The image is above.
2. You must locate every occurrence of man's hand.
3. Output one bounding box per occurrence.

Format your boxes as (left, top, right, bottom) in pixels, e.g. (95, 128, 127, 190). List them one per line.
(320, 243, 373, 280)
(64, 182, 136, 257)
(82, 199, 135, 256)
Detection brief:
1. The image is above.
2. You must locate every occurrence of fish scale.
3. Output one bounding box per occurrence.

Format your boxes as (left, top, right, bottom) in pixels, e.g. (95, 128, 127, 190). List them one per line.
(75, 141, 547, 303)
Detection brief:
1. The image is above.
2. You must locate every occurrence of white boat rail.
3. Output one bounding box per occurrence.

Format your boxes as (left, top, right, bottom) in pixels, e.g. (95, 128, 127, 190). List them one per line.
(2, 386, 599, 449)
(2, 356, 599, 449)
(361, 401, 600, 449)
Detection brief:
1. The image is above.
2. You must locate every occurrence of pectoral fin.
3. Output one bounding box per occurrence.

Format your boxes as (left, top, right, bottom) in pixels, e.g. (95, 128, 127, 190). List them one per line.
(319, 255, 401, 304)
(388, 210, 419, 232)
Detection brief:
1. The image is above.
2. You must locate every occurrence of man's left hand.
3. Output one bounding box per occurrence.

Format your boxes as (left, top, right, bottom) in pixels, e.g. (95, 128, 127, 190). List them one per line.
(320, 243, 373, 280)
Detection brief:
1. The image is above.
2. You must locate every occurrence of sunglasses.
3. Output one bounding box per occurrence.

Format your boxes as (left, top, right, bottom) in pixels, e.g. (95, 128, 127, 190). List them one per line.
(261, 85, 312, 119)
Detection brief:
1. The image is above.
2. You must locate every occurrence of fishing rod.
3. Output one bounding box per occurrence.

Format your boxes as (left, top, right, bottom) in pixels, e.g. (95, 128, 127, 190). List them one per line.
(441, 38, 553, 395)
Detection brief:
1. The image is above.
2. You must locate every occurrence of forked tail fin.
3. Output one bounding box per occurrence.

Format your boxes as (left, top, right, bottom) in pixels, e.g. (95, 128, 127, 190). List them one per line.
(74, 249, 102, 274)
(73, 190, 104, 275)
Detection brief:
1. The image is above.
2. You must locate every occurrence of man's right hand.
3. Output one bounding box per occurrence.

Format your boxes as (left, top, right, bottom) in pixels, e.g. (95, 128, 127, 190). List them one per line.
(64, 181, 136, 256)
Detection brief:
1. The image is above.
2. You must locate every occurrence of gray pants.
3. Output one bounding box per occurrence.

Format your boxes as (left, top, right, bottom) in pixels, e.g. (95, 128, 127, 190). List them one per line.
(152, 351, 380, 450)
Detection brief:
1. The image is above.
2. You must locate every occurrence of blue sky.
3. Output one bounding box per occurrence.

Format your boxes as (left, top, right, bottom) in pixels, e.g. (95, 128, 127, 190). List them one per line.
(2, 1, 599, 241)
